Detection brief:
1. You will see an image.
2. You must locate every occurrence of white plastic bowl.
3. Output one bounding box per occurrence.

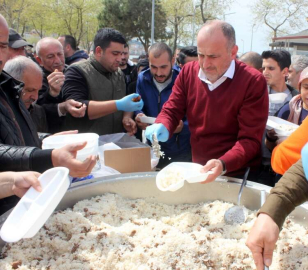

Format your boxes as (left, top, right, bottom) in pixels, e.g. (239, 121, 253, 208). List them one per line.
(266, 116, 299, 137)
(42, 133, 99, 162)
(156, 162, 213, 192)
(269, 93, 288, 104)
(139, 116, 156, 124)
(0, 167, 70, 243)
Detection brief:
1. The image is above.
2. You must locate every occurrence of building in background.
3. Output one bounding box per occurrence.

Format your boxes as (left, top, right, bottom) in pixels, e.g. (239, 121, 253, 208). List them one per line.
(128, 39, 146, 62)
(269, 29, 308, 56)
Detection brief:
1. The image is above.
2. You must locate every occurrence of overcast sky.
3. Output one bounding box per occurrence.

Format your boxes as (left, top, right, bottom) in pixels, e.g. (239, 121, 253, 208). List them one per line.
(224, 0, 271, 55)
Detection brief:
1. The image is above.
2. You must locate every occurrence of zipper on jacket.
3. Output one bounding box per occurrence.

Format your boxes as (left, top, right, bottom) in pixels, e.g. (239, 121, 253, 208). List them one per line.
(158, 92, 161, 113)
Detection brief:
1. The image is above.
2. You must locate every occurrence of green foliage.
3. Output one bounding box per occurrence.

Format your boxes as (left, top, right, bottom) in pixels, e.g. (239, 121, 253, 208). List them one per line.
(161, 0, 234, 52)
(0, 0, 32, 33)
(98, 0, 168, 52)
(0, 0, 102, 48)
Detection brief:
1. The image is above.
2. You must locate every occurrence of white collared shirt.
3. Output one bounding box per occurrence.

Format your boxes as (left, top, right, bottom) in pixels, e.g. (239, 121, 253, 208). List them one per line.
(198, 60, 235, 91)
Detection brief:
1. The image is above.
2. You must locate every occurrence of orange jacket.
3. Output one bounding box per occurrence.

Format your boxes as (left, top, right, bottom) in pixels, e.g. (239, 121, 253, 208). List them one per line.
(271, 117, 308, 175)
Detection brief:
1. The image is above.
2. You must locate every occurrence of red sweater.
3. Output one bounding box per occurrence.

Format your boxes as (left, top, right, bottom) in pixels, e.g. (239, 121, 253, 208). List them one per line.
(156, 60, 268, 174)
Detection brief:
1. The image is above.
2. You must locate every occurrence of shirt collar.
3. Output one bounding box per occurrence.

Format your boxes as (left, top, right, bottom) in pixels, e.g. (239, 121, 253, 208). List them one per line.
(198, 60, 235, 85)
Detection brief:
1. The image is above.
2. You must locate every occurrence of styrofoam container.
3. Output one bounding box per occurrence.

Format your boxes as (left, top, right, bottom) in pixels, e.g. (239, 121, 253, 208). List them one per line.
(266, 116, 299, 137)
(269, 93, 288, 104)
(156, 162, 213, 192)
(42, 133, 99, 162)
(139, 116, 156, 124)
(0, 167, 70, 243)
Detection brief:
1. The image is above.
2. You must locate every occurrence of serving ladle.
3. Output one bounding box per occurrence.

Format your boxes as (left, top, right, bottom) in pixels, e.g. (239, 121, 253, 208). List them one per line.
(224, 167, 250, 225)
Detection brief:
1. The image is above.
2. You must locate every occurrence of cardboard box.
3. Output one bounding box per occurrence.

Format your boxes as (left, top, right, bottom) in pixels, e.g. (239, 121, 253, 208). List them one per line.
(99, 133, 156, 173)
(104, 147, 151, 173)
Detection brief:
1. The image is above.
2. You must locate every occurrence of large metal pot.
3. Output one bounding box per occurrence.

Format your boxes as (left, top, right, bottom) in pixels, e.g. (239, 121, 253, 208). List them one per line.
(1, 172, 308, 250)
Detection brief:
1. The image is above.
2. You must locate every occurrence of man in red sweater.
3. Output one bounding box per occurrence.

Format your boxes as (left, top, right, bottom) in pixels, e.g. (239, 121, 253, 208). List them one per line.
(145, 20, 268, 182)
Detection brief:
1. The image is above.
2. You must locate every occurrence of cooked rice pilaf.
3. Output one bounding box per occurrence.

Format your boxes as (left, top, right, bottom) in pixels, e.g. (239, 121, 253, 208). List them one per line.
(1, 193, 308, 270)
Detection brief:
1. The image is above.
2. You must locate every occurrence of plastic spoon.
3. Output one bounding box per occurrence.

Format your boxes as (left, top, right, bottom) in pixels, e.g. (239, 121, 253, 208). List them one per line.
(224, 167, 250, 224)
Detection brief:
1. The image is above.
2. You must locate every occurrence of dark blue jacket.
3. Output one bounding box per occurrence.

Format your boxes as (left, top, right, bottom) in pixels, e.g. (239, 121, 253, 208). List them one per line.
(66, 50, 89, 65)
(135, 68, 191, 156)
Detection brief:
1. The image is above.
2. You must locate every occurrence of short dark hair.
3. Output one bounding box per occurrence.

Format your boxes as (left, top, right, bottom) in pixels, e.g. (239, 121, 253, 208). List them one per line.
(261, 49, 291, 70)
(221, 22, 236, 49)
(94, 28, 126, 51)
(138, 53, 148, 60)
(137, 59, 149, 70)
(239, 51, 263, 70)
(177, 46, 198, 65)
(148, 42, 172, 61)
(61, 35, 77, 51)
(124, 43, 129, 49)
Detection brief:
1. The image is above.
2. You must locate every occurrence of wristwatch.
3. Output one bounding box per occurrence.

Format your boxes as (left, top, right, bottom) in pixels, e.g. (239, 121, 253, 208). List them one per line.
(219, 159, 227, 175)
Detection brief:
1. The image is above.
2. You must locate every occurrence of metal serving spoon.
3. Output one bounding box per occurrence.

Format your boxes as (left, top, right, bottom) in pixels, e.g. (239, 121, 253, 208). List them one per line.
(224, 167, 250, 225)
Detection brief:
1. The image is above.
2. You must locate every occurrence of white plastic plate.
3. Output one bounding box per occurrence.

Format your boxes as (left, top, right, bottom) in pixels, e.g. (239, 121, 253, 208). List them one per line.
(266, 116, 299, 136)
(269, 93, 288, 104)
(156, 162, 213, 192)
(139, 116, 156, 124)
(0, 167, 70, 243)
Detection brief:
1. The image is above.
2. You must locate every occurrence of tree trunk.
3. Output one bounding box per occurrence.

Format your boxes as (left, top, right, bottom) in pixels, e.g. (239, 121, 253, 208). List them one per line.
(173, 17, 179, 55)
(21, 23, 26, 37)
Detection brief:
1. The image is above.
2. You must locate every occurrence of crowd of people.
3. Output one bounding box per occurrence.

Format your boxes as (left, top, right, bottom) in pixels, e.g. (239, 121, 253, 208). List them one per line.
(0, 13, 308, 269)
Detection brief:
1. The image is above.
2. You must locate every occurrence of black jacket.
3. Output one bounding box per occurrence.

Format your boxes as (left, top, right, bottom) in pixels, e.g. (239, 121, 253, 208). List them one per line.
(66, 50, 89, 65)
(0, 71, 52, 172)
(0, 71, 54, 215)
(29, 104, 49, 133)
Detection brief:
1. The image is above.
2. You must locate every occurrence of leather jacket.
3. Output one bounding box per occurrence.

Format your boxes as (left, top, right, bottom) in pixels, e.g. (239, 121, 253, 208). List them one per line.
(0, 71, 41, 171)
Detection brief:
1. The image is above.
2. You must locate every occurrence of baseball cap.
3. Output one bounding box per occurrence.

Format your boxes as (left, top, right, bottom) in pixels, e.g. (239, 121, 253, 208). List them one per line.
(9, 29, 33, 49)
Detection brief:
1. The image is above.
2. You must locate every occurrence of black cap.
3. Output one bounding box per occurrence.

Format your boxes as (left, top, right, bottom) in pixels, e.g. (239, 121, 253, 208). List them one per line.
(9, 29, 32, 48)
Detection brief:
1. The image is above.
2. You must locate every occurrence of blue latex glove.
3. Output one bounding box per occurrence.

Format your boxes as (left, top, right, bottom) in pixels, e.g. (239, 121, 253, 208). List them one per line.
(145, 123, 169, 143)
(116, 93, 144, 112)
(301, 143, 308, 180)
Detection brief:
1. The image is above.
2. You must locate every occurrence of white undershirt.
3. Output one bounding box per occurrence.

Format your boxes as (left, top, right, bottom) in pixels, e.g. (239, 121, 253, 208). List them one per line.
(153, 75, 173, 93)
(198, 60, 235, 91)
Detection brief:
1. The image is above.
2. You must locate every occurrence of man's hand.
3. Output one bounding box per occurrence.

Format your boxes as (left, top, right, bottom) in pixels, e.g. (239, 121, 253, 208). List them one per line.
(265, 129, 279, 151)
(135, 113, 149, 130)
(123, 116, 137, 136)
(58, 99, 87, 118)
(174, 120, 183, 134)
(200, 159, 224, 183)
(51, 142, 96, 178)
(47, 69, 65, 97)
(266, 129, 278, 141)
(145, 123, 169, 143)
(246, 213, 279, 270)
(12, 171, 42, 198)
(115, 94, 144, 112)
